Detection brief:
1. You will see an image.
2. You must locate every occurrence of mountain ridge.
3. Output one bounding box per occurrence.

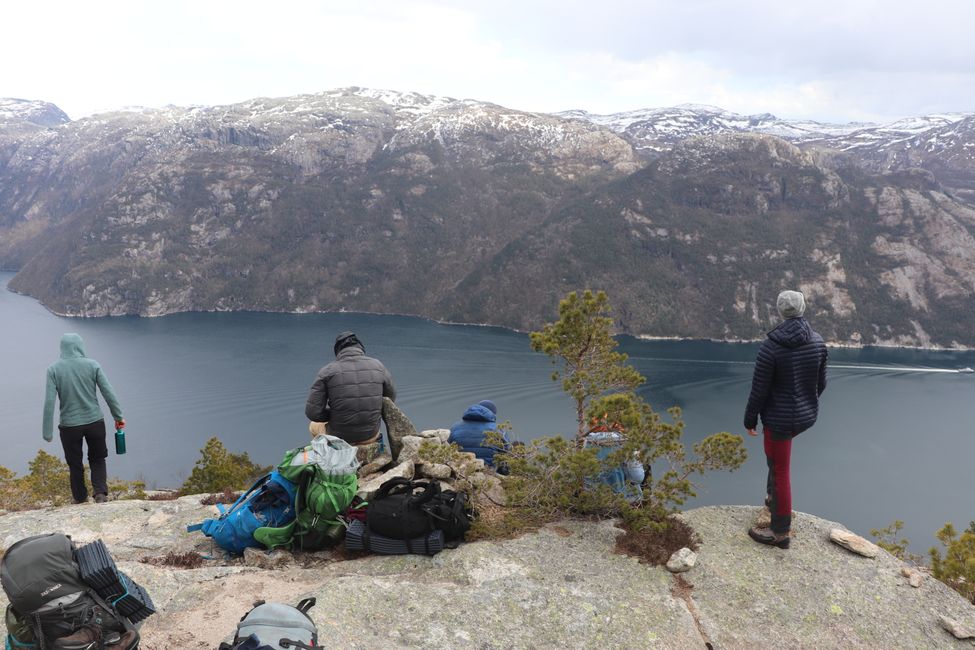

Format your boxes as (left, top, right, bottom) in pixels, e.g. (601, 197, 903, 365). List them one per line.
(1, 89, 974, 347)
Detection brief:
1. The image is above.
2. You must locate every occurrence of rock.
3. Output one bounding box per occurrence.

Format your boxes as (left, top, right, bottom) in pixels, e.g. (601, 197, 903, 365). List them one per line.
(460, 458, 486, 474)
(666, 547, 697, 573)
(418, 463, 452, 480)
(939, 615, 975, 639)
(829, 528, 880, 558)
(469, 473, 505, 507)
(358, 451, 393, 477)
(900, 567, 923, 588)
(417, 429, 450, 441)
(356, 460, 415, 500)
(382, 397, 416, 460)
(396, 436, 426, 465)
(243, 547, 292, 570)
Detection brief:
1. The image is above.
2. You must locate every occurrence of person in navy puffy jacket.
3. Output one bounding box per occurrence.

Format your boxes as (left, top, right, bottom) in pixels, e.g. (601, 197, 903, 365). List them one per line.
(448, 400, 511, 474)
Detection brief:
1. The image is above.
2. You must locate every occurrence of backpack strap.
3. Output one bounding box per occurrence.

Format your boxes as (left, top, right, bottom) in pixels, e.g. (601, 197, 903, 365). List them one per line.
(295, 598, 316, 615)
(373, 477, 414, 500)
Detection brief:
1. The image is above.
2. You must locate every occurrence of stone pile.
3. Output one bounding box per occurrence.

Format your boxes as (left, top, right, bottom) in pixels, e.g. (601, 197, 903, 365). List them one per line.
(354, 399, 505, 507)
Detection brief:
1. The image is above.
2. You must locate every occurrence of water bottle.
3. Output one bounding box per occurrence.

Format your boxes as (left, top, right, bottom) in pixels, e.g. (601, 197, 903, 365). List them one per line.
(115, 428, 127, 455)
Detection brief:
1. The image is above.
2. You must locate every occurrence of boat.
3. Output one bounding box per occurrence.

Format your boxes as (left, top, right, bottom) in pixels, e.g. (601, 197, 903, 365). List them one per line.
(959, 367, 974, 373)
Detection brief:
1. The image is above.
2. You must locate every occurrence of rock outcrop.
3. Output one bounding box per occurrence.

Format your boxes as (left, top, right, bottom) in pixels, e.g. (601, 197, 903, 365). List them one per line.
(1, 503, 973, 649)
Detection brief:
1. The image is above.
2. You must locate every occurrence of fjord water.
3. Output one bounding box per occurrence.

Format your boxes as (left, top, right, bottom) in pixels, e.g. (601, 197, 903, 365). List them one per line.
(1, 272, 973, 550)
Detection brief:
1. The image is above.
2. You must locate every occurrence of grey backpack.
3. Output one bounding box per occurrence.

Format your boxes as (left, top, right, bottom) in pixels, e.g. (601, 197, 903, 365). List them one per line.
(220, 599, 322, 650)
(0, 533, 132, 649)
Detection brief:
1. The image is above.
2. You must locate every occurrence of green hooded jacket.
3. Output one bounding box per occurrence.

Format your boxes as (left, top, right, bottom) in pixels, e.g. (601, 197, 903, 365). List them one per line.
(42, 333, 124, 441)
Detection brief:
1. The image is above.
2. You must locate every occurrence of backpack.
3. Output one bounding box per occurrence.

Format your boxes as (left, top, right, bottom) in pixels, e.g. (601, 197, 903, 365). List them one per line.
(366, 478, 473, 545)
(218, 599, 322, 650)
(0, 534, 134, 650)
(253, 439, 358, 552)
(187, 470, 298, 555)
(582, 431, 643, 504)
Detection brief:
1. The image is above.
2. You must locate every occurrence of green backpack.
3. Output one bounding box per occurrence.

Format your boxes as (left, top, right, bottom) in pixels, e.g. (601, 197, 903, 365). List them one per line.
(255, 437, 359, 552)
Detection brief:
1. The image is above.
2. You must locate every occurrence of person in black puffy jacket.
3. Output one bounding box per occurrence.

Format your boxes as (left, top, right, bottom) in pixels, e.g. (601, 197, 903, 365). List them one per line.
(743, 291, 828, 549)
(305, 332, 396, 445)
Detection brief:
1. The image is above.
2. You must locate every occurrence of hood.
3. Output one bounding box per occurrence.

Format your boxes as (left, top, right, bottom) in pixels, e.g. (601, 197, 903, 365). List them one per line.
(59, 333, 86, 359)
(462, 403, 497, 423)
(768, 317, 812, 349)
(336, 345, 365, 360)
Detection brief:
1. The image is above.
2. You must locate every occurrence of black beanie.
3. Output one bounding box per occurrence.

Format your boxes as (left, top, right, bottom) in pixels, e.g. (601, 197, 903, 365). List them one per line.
(334, 331, 363, 356)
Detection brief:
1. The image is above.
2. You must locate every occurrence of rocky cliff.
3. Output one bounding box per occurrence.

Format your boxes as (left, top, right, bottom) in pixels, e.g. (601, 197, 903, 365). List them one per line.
(2, 90, 975, 347)
(1, 501, 973, 649)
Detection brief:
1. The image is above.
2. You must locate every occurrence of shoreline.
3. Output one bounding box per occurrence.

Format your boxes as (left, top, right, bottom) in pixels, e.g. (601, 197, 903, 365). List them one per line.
(4, 279, 972, 353)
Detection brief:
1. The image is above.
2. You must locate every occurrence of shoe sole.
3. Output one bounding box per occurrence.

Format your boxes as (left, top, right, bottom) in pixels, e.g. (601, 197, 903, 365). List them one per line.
(748, 528, 790, 549)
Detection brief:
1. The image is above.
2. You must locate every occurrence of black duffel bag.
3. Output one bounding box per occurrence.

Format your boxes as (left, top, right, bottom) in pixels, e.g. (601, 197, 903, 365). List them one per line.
(366, 478, 440, 540)
(366, 477, 475, 545)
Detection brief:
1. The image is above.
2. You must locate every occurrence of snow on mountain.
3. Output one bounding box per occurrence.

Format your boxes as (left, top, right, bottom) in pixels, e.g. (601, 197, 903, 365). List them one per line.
(0, 98, 70, 127)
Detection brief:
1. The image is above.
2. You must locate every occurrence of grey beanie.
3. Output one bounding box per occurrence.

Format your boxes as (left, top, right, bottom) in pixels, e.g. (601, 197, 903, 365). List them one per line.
(777, 290, 806, 319)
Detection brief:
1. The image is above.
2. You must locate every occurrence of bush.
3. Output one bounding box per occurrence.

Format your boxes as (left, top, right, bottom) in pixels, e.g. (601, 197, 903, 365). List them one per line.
(0, 451, 146, 510)
(930, 521, 975, 604)
(870, 520, 923, 565)
(180, 437, 269, 495)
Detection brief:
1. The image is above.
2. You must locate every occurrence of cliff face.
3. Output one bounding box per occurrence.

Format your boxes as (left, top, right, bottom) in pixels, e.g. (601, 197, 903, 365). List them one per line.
(2, 91, 975, 347)
(1, 501, 973, 649)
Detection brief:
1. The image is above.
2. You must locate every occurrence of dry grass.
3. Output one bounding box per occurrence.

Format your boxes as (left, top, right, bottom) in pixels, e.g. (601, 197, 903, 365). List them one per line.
(200, 489, 242, 506)
(146, 491, 180, 501)
(141, 551, 206, 569)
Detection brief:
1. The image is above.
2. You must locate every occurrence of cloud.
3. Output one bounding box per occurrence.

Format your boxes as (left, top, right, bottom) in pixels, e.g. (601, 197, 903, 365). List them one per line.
(1, 0, 973, 121)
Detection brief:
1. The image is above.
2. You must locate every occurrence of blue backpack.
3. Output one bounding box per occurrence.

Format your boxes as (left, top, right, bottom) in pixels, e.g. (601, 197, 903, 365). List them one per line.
(583, 431, 644, 504)
(187, 471, 298, 555)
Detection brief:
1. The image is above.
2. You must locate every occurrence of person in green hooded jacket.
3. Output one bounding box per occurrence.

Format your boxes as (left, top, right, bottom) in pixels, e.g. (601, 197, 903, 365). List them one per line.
(43, 333, 125, 504)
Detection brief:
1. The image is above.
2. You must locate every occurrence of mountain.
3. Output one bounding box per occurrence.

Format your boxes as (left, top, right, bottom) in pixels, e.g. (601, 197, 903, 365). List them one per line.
(1, 89, 974, 347)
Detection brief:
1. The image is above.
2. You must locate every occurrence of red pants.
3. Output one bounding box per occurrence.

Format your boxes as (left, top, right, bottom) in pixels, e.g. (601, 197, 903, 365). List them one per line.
(764, 427, 793, 534)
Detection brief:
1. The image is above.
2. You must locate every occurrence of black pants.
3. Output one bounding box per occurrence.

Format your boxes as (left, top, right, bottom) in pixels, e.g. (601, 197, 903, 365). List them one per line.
(59, 419, 108, 503)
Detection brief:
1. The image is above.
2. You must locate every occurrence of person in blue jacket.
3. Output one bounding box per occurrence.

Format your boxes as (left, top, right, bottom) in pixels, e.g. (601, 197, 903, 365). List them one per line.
(448, 400, 511, 473)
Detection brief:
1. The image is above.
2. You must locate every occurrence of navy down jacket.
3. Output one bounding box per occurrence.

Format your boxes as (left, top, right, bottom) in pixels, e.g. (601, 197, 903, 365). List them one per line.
(448, 403, 510, 467)
(743, 317, 828, 435)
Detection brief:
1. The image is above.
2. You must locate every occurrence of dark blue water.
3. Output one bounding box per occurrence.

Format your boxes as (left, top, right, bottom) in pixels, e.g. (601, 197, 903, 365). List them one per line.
(1, 272, 972, 551)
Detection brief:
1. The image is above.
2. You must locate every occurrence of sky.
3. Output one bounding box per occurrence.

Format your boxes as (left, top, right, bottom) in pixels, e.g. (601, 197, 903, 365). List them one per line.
(2, 0, 974, 123)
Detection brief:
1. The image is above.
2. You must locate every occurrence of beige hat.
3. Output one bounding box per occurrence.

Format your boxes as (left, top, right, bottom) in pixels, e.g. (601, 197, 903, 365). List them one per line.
(777, 290, 806, 319)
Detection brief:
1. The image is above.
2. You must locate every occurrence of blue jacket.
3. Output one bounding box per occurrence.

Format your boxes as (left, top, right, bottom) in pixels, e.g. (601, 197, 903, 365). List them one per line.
(744, 317, 828, 435)
(448, 404, 509, 466)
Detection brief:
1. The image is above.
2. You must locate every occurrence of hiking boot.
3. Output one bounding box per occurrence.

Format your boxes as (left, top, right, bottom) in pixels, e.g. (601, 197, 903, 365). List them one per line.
(106, 630, 138, 649)
(94, 493, 108, 503)
(53, 626, 120, 649)
(748, 526, 790, 549)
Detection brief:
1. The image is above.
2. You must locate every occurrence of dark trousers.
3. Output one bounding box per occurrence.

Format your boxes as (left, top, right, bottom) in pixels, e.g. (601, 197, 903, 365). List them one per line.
(59, 419, 108, 503)
(764, 427, 795, 534)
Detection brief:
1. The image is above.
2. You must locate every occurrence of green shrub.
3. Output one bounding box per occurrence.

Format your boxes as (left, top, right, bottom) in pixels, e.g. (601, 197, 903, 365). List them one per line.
(508, 290, 747, 533)
(0, 451, 147, 510)
(930, 521, 975, 604)
(870, 520, 923, 564)
(180, 437, 269, 495)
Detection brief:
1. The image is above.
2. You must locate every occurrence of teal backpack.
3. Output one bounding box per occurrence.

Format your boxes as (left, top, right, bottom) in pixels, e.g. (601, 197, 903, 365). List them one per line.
(254, 436, 359, 552)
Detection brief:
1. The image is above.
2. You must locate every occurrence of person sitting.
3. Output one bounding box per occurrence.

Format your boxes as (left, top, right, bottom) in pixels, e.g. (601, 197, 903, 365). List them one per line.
(448, 400, 511, 473)
(305, 331, 396, 448)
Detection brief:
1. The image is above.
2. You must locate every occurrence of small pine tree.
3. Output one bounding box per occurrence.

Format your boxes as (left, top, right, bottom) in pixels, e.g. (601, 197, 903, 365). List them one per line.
(530, 290, 644, 442)
(181, 437, 268, 495)
(930, 521, 975, 604)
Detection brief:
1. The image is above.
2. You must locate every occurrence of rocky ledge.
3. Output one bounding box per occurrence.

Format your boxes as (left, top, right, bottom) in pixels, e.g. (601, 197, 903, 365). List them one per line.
(1, 501, 973, 649)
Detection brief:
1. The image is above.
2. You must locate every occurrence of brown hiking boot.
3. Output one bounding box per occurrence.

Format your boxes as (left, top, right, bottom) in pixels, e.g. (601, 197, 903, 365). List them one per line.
(53, 626, 120, 650)
(107, 630, 139, 649)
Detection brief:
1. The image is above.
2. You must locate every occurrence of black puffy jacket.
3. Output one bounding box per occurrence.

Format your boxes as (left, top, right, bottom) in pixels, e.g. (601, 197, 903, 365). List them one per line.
(743, 317, 828, 435)
(305, 346, 396, 443)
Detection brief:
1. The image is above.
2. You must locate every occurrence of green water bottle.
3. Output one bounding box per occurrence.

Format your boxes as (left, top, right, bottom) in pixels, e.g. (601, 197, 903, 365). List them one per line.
(115, 427, 126, 455)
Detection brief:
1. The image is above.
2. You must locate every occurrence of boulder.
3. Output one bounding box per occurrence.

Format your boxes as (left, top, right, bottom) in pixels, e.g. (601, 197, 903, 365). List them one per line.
(939, 615, 975, 640)
(418, 463, 452, 480)
(901, 567, 924, 588)
(396, 435, 426, 465)
(829, 528, 880, 558)
(382, 397, 416, 460)
(416, 429, 450, 441)
(358, 451, 393, 477)
(356, 460, 415, 500)
(666, 547, 697, 573)
(469, 472, 505, 507)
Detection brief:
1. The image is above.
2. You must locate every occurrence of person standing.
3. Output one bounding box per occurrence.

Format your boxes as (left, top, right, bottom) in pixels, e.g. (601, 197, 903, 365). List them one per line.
(305, 331, 396, 445)
(42, 333, 125, 504)
(743, 291, 828, 548)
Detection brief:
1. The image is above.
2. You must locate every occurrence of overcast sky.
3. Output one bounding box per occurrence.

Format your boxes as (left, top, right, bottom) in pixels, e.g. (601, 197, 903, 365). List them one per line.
(3, 0, 973, 123)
